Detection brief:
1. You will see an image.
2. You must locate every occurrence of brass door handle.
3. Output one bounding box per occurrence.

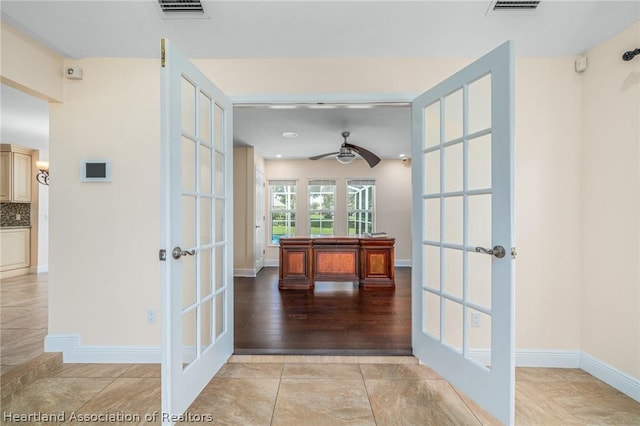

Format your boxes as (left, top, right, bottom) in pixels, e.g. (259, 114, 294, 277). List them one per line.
(475, 245, 506, 259)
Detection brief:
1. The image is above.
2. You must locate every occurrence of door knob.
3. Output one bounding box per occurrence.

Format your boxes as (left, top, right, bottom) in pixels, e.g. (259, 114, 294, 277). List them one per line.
(475, 245, 506, 259)
(172, 246, 196, 260)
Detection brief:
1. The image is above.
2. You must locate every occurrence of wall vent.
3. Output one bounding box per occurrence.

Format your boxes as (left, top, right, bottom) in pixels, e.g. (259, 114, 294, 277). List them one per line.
(158, 0, 205, 14)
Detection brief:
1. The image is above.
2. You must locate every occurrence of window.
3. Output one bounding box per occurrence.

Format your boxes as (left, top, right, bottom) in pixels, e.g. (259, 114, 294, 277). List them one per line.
(269, 180, 296, 244)
(308, 180, 336, 237)
(347, 179, 375, 235)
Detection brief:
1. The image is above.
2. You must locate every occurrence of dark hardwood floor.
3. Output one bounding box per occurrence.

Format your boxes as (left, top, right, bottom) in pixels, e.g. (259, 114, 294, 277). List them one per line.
(234, 267, 412, 355)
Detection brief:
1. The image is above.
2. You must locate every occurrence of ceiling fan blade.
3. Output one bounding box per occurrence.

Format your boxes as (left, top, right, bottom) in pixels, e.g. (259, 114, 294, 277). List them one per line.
(344, 143, 381, 168)
(309, 151, 339, 160)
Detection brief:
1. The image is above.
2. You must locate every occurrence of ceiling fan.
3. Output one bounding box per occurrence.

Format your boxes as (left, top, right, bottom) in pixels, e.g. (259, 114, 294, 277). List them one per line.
(309, 131, 381, 168)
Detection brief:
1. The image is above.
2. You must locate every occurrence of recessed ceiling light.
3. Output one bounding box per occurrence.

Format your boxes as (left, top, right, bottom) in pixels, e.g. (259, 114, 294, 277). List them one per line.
(269, 105, 297, 109)
(282, 132, 298, 138)
(399, 153, 406, 158)
(276, 154, 282, 158)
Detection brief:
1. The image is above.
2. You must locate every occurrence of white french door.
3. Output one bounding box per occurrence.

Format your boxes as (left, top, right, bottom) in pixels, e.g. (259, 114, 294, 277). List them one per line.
(160, 39, 234, 423)
(411, 41, 515, 425)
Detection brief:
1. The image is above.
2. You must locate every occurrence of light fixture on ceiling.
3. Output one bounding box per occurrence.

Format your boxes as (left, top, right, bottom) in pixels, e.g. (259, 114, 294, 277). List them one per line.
(36, 161, 49, 185)
(335, 146, 356, 164)
(282, 132, 298, 138)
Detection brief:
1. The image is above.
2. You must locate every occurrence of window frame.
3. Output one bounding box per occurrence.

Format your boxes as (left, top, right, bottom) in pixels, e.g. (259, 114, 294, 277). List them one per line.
(347, 179, 376, 236)
(308, 179, 336, 237)
(268, 179, 297, 245)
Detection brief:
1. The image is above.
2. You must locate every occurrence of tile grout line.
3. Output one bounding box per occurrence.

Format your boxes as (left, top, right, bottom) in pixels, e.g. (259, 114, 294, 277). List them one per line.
(450, 383, 484, 425)
(359, 362, 379, 425)
(269, 361, 285, 426)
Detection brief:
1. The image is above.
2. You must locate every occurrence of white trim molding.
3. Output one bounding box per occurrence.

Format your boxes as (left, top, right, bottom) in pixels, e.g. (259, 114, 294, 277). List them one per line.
(233, 268, 257, 277)
(580, 352, 640, 402)
(468, 348, 638, 402)
(45, 334, 160, 364)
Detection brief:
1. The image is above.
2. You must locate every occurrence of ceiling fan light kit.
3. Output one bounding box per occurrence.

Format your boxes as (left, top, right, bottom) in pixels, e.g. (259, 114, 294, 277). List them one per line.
(336, 147, 356, 164)
(309, 131, 381, 168)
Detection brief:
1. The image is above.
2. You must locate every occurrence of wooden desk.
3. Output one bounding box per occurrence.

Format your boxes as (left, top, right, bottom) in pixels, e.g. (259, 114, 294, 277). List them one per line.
(278, 237, 395, 290)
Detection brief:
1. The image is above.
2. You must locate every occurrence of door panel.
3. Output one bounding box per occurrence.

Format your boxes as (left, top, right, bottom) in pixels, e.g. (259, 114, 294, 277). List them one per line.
(161, 39, 233, 422)
(411, 41, 515, 425)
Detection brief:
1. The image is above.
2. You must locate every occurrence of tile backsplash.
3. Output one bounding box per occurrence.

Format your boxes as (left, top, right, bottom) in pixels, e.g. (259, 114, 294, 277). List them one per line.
(1, 203, 31, 227)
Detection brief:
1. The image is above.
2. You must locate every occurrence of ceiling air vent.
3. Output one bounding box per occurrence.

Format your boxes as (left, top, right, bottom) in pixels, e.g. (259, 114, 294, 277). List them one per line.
(493, 1, 540, 10)
(158, 0, 205, 14)
(487, 1, 540, 15)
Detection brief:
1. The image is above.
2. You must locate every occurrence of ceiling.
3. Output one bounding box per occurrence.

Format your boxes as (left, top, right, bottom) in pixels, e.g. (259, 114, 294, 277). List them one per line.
(2, 1, 638, 160)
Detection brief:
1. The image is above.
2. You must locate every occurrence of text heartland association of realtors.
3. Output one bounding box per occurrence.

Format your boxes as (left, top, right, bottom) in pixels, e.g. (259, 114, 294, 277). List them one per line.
(3, 411, 214, 423)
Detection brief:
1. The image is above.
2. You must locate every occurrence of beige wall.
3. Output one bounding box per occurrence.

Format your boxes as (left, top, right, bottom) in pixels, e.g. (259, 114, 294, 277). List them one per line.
(49, 58, 161, 345)
(581, 22, 640, 377)
(233, 146, 265, 274)
(264, 158, 413, 263)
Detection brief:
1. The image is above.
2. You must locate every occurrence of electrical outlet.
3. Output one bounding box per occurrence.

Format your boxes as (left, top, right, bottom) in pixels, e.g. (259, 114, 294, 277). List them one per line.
(471, 312, 481, 327)
(146, 309, 157, 324)
(16, 214, 21, 220)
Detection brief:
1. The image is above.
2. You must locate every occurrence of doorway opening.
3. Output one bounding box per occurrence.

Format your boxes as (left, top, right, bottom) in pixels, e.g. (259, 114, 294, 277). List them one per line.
(231, 99, 413, 355)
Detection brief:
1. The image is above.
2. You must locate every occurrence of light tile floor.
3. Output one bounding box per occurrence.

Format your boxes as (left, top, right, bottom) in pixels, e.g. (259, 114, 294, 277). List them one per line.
(2, 273, 640, 425)
(3, 357, 640, 425)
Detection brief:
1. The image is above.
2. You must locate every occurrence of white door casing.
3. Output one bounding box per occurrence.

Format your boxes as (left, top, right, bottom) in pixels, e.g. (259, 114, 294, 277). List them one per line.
(255, 168, 266, 272)
(411, 41, 516, 425)
(160, 39, 234, 423)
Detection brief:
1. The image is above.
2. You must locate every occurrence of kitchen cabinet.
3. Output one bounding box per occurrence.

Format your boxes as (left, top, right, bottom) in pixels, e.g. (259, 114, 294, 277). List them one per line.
(0, 228, 30, 274)
(0, 145, 33, 203)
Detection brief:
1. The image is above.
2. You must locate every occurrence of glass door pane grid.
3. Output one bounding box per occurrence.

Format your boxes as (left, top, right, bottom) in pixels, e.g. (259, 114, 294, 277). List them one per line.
(421, 83, 494, 358)
(182, 79, 203, 369)
(182, 83, 228, 367)
(211, 102, 228, 344)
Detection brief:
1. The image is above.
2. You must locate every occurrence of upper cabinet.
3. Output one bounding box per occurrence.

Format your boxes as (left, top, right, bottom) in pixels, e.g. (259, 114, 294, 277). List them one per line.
(0, 145, 33, 203)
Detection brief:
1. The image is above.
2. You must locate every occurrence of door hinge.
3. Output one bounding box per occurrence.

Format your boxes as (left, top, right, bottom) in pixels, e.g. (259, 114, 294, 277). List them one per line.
(159, 249, 167, 261)
(161, 39, 166, 68)
(511, 247, 518, 259)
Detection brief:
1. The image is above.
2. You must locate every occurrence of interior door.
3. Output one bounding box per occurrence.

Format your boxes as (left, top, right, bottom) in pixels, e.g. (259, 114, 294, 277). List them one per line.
(160, 39, 234, 422)
(255, 167, 265, 272)
(411, 41, 515, 425)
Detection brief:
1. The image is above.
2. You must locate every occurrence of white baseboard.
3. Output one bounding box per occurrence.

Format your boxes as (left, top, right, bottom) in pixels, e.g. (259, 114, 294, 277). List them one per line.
(233, 268, 257, 277)
(580, 352, 640, 402)
(468, 348, 638, 402)
(265, 259, 278, 267)
(45, 334, 160, 363)
(468, 349, 580, 368)
(36, 264, 48, 273)
(43, 336, 639, 403)
(516, 349, 581, 368)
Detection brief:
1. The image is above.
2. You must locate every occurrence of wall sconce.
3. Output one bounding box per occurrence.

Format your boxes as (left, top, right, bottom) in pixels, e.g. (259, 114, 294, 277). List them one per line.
(36, 161, 50, 185)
